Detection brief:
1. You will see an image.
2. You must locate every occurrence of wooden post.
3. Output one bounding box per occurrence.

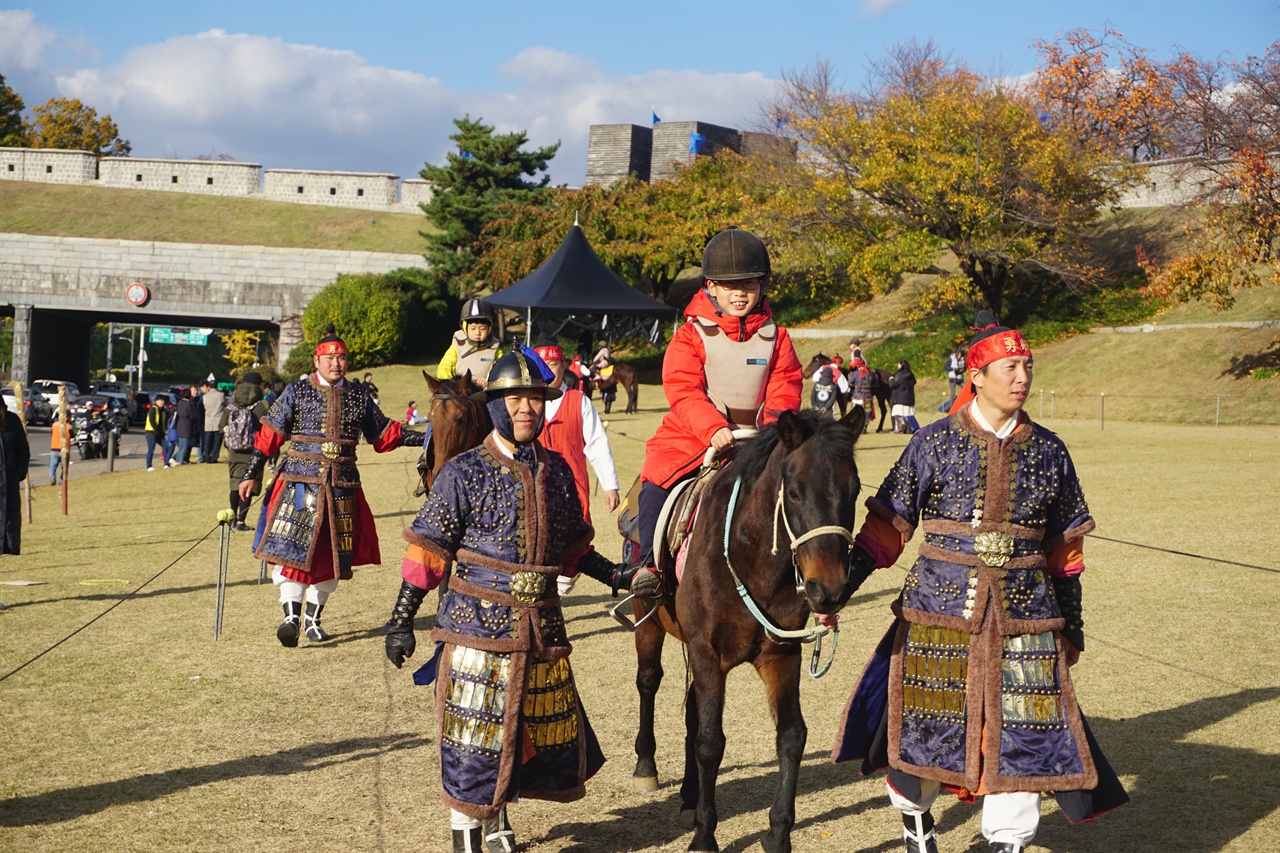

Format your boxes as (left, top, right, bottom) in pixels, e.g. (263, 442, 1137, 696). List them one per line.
(58, 386, 68, 516)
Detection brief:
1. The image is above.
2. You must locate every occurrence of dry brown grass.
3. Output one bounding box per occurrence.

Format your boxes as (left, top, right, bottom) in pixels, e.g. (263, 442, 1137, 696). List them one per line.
(1, 376, 1277, 852)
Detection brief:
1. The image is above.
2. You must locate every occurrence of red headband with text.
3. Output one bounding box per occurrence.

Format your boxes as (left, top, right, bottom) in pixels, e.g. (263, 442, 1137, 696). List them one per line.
(535, 344, 564, 363)
(966, 329, 1030, 371)
(315, 339, 348, 357)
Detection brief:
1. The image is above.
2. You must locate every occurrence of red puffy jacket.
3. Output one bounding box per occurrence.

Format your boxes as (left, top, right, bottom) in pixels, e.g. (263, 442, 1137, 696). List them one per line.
(640, 290, 802, 488)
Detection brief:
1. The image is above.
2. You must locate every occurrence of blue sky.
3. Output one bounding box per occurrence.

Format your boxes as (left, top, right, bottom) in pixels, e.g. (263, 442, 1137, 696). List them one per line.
(2, 1, 1276, 184)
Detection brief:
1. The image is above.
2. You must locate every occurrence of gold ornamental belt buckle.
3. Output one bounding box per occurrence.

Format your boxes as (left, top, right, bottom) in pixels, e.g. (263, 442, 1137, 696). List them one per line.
(974, 530, 1015, 567)
(321, 441, 341, 459)
(510, 571, 546, 605)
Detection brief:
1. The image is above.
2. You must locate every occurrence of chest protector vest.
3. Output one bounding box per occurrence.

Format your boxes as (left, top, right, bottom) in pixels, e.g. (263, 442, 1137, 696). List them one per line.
(692, 318, 777, 428)
(453, 333, 499, 384)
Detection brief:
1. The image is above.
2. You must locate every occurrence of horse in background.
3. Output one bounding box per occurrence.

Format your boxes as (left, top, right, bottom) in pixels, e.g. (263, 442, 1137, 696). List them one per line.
(413, 370, 491, 498)
(803, 353, 890, 432)
(628, 407, 866, 853)
(586, 362, 639, 414)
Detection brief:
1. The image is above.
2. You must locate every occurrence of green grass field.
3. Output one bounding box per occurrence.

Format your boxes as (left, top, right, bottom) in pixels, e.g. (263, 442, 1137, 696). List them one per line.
(1, 369, 1277, 852)
(0, 181, 431, 253)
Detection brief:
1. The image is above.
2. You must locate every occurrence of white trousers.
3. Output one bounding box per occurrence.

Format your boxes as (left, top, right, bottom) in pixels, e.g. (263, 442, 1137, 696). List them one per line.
(888, 776, 1041, 847)
(272, 569, 338, 606)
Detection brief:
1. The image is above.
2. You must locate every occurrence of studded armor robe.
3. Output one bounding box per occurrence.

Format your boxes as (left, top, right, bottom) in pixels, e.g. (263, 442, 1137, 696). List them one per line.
(251, 375, 410, 584)
(832, 405, 1128, 822)
(402, 434, 605, 820)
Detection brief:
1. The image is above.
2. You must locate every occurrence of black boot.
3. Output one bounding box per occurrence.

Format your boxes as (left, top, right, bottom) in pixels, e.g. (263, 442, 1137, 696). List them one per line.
(482, 806, 517, 853)
(903, 810, 938, 853)
(452, 825, 484, 853)
(575, 549, 636, 598)
(303, 601, 332, 642)
(277, 601, 301, 648)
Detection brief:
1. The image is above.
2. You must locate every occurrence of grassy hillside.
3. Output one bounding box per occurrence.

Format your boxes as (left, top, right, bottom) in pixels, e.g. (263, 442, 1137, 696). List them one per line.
(0, 181, 430, 253)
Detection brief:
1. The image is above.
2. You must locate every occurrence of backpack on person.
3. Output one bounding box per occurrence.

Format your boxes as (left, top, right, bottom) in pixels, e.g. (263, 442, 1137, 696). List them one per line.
(224, 402, 256, 452)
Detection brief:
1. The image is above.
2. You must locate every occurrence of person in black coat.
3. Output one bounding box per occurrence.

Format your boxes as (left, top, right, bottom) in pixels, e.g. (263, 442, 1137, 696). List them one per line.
(888, 359, 919, 434)
(174, 389, 201, 464)
(0, 395, 31, 555)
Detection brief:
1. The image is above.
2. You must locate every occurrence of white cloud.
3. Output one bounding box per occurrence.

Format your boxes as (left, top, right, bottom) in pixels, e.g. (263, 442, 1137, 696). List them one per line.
(858, 0, 904, 18)
(0, 9, 56, 71)
(38, 30, 777, 184)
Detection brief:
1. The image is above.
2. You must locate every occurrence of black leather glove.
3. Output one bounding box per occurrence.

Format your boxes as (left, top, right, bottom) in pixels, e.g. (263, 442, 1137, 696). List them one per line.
(240, 448, 269, 484)
(400, 429, 426, 448)
(846, 546, 877, 595)
(384, 580, 427, 668)
(1051, 575, 1085, 653)
(574, 548, 634, 598)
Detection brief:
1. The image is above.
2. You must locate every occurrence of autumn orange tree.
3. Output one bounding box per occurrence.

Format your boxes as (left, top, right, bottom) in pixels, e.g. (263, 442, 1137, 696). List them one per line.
(1031, 28, 1178, 162)
(763, 47, 1124, 319)
(24, 97, 130, 157)
(1136, 42, 1278, 308)
(476, 152, 770, 305)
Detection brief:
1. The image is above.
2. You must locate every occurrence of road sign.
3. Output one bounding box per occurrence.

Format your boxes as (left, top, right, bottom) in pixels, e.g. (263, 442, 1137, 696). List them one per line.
(149, 327, 209, 346)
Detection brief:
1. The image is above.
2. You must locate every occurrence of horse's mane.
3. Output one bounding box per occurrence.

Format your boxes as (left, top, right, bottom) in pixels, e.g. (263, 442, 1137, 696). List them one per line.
(732, 409, 853, 485)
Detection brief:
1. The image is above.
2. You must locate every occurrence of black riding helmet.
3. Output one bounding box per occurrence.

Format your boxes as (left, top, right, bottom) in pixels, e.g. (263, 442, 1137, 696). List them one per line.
(459, 297, 496, 330)
(701, 226, 770, 284)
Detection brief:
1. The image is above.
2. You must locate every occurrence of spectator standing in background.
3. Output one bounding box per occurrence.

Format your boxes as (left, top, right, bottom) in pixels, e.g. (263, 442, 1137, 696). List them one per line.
(362, 373, 380, 406)
(175, 389, 200, 464)
(889, 359, 919, 434)
(143, 395, 173, 471)
(0, 395, 30, 556)
(201, 379, 226, 464)
(947, 347, 967, 403)
(189, 385, 206, 461)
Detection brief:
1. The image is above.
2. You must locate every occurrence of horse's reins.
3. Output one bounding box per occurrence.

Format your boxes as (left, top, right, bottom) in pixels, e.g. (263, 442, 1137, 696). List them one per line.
(723, 475, 848, 678)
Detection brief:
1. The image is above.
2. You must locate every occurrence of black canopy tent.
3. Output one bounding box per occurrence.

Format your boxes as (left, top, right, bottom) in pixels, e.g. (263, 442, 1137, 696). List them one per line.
(486, 224, 677, 344)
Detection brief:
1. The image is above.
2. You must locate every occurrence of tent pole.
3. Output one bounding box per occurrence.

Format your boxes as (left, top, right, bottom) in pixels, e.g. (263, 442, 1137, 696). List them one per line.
(526, 308, 532, 345)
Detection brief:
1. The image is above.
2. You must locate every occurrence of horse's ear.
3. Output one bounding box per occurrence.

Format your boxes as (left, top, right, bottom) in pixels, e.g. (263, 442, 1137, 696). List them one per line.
(839, 405, 866, 442)
(776, 409, 810, 452)
(425, 371, 442, 393)
(458, 370, 473, 393)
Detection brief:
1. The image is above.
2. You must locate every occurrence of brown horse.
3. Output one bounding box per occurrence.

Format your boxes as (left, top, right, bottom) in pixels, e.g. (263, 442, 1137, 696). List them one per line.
(586, 362, 639, 414)
(803, 353, 890, 432)
(629, 406, 865, 853)
(413, 370, 491, 497)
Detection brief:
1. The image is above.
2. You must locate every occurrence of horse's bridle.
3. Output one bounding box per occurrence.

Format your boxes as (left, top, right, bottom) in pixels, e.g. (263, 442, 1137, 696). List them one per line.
(723, 475, 844, 677)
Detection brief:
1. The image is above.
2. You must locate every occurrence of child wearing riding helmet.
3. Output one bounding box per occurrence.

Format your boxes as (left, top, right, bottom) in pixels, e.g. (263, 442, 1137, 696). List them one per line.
(436, 297, 504, 387)
(624, 227, 803, 596)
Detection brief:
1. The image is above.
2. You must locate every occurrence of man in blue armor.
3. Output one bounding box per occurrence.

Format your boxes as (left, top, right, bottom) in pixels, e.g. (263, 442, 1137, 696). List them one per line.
(831, 311, 1128, 853)
(383, 348, 610, 853)
(239, 324, 425, 646)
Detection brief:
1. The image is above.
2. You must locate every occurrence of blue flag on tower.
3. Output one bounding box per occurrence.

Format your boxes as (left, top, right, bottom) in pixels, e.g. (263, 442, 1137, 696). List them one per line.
(652, 110, 661, 126)
(689, 131, 706, 154)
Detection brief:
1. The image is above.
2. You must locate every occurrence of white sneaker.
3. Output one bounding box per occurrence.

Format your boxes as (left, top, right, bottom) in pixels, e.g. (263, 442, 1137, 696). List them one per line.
(147, 466, 155, 472)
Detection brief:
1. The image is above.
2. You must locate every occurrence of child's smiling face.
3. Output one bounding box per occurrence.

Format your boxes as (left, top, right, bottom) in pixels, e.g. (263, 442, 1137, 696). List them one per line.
(706, 277, 762, 318)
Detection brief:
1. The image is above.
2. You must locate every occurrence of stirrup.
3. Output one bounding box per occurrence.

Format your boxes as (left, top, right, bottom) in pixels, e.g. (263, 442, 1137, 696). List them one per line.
(611, 590, 661, 631)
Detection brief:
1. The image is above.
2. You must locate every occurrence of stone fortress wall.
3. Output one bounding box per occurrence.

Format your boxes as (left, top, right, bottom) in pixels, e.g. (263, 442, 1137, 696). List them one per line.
(0, 146, 433, 213)
(1, 139, 1262, 213)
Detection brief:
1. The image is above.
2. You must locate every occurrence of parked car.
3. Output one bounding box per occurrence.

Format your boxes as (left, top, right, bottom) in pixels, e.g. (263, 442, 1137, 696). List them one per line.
(69, 395, 130, 433)
(31, 379, 82, 406)
(1, 386, 53, 425)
